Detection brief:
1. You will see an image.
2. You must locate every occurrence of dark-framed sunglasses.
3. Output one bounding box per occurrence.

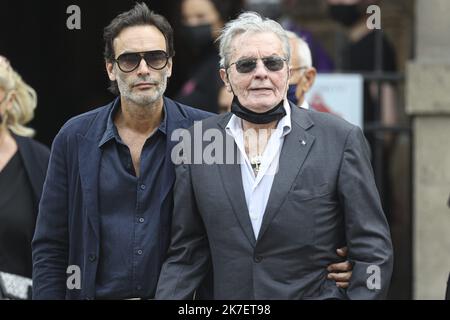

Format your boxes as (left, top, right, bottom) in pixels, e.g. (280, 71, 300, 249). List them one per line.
(114, 50, 169, 73)
(228, 56, 287, 74)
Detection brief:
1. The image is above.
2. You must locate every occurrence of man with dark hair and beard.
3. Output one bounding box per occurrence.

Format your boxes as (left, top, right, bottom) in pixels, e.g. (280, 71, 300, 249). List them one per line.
(31, 3, 212, 300)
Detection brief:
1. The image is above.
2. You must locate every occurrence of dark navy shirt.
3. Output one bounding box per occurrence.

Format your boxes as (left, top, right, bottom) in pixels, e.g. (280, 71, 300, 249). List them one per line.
(95, 100, 167, 299)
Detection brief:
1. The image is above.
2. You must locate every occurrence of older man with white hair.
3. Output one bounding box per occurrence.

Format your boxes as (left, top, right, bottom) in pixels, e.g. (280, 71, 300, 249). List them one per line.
(156, 11, 393, 300)
(286, 31, 317, 110)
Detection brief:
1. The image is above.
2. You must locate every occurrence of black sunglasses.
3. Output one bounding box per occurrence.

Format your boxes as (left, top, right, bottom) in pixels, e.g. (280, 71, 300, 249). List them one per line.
(114, 50, 169, 73)
(228, 56, 287, 73)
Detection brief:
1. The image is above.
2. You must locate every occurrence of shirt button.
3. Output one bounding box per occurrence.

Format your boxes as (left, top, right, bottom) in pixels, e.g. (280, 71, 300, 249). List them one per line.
(140, 184, 146, 190)
(250, 213, 258, 221)
(254, 255, 262, 263)
(138, 217, 145, 223)
(137, 249, 143, 255)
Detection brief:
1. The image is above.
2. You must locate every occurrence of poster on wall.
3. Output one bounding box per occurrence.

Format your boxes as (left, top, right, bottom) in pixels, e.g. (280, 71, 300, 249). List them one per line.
(305, 73, 364, 128)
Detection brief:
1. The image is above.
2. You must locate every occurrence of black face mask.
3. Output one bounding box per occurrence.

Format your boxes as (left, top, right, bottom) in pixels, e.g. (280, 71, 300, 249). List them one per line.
(230, 96, 286, 124)
(180, 24, 214, 53)
(328, 4, 362, 27)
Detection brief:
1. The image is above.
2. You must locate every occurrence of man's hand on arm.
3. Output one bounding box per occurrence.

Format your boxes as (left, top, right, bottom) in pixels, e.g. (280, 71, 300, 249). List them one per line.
(326, 246, 353, 289)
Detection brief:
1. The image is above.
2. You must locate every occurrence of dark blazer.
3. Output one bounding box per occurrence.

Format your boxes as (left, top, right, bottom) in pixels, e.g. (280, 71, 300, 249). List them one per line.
(31, 97, 211, 300)
(14, 134, 50, 216)
(156, 102, 394, 300)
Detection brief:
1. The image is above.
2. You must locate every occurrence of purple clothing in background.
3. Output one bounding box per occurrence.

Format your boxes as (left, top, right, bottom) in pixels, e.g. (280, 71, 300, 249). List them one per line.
(282, 19, 335, 72)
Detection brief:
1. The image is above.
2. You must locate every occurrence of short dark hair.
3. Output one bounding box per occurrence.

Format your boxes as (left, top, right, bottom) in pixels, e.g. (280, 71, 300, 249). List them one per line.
(103, 2, 175, 95)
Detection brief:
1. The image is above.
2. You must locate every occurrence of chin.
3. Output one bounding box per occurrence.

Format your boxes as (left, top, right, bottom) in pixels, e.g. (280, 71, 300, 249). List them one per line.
(246, 99, 281, 113)
(129, 93, 159, 106)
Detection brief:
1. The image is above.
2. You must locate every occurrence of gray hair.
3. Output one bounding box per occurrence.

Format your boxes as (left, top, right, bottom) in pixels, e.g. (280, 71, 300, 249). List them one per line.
(217, 11, 290, 69)
(285, 31, 312, 68)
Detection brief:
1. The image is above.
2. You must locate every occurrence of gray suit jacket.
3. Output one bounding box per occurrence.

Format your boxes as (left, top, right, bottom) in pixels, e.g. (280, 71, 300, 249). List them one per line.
(156, 103, 393, 300)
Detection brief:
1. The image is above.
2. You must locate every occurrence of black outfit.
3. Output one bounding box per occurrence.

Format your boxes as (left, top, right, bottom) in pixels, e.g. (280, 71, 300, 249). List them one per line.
(0, 135, 50, 278)
(341, 30, 397, 124)
(175, 45, 222, 114)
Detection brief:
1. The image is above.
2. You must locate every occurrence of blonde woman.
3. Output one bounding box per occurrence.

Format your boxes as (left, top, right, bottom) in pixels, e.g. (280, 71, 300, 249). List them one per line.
(0, 56, 49, 283)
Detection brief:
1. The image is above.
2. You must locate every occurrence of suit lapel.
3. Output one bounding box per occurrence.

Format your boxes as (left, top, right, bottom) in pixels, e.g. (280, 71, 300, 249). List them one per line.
(14, 134, 45, 210)
(217, 114, 257, 246)
(218, 146, 257, 247)
(160, 118, 190, 204)
(257, 105, 315, 242)
(74, 99, 117, 241)
(77, 134, 102, 241)
(160, 97, 192, 204)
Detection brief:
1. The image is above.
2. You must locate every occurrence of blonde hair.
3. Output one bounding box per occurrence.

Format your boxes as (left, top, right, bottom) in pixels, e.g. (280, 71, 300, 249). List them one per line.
(0, 60, 37, 137)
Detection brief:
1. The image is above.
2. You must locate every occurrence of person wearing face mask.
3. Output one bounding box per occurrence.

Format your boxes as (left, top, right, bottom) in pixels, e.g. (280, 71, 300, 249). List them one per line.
(156, 12, 393, 300)
(286, 31, 317, 109)
(245, 0, 335, 72)
(327, 0, 398, 217)
(327, 0, 397, 134)
(0, 56, 49, 297)
(174, 0, 243, 113)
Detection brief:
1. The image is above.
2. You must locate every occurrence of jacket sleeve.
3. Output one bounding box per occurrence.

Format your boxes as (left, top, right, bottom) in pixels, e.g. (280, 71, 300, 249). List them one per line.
(32, 130, 70, 299)
(338, 126, 394, 299)
(155, 163, 211, 299)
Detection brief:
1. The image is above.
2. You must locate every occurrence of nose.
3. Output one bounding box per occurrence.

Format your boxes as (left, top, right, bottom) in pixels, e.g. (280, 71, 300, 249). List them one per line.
(136, 57, 151, 76)
(253, 59, 268, 79)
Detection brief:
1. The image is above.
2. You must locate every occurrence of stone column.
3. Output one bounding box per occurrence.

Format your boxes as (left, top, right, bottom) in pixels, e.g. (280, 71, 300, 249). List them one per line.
(406, 0, 450, 300)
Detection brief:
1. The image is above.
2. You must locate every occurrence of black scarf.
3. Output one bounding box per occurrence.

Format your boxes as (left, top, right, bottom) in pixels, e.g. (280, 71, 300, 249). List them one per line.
(230, 96, 286, 124)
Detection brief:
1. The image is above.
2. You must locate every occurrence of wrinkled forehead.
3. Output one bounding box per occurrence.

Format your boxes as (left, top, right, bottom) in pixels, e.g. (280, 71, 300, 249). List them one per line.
(229, 31, 285, 62)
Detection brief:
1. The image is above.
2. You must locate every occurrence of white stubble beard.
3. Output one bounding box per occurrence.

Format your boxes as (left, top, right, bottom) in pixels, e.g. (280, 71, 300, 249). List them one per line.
(116, 68, 168, 108)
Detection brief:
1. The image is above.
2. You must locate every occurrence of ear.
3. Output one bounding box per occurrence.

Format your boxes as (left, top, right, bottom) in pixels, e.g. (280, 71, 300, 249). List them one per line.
(219, 68, 232, 92)
(303, 67, 317, 91)
(105, 60, 116, 81)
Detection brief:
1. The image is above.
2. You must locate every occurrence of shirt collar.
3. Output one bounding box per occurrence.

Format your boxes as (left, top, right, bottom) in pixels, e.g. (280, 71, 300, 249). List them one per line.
(99, 98, 168, 148)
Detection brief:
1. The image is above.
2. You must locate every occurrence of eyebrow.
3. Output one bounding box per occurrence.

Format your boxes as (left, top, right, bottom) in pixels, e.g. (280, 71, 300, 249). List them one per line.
(236, 54, 282, 61)
(117, 49, 165, 56)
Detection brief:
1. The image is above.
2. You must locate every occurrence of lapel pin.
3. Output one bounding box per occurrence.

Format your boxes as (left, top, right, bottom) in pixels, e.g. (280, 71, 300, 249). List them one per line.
(301, 140, 306, 146)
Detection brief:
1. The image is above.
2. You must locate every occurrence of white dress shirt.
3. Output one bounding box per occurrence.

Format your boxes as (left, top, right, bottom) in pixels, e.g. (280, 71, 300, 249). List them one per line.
(225, 100, 292, 239)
